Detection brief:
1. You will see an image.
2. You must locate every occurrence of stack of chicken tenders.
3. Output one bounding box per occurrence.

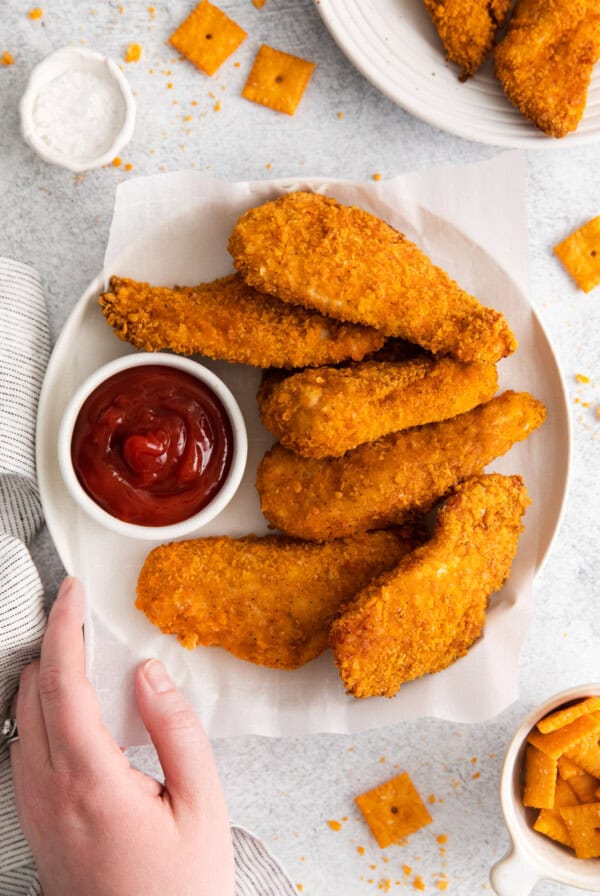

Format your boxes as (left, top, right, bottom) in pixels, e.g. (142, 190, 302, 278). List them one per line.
(101, 191, 546, 699)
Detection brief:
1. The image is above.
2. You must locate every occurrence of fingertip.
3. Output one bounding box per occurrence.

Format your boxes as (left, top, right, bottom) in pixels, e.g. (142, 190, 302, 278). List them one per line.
(49, 577, 85, 620)
(138, 658, 175, 694)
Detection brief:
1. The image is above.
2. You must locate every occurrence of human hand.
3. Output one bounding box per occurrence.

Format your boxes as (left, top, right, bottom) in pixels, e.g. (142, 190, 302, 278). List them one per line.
(11, 577, 234, 896)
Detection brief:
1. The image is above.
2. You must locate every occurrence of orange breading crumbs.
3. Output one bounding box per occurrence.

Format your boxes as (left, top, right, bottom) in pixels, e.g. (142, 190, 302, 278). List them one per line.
(357, 845, 365, 855)
(412, 876, 426, 891)
(1, 51, 14, 65)
(125, 43, 142, 62)
(373, 173, 382, 182)
(326, 819, 342, 831)
(28, 8, 43, 19)
(252, 0, 267, 6)
(355, 772, 432, 848)
(522, 745, 557, 808)
(527, 713, 600, 760)
(124, 163, 133, 172)
(112, 157, 122, 167)
(560, 803, 600, 858)
(436, 883, 448, 892)
(436, 834, 448, 844)
(169, 0, 247, 76)
(403, 865, 412, 875)
(242, 44, 315, 115)
(575, 373, 591, 384)
(537, 697, 600, 733)
(337, 111, 344, 119)
(554, 216, 600, 293)
(472, 771, 481, 780)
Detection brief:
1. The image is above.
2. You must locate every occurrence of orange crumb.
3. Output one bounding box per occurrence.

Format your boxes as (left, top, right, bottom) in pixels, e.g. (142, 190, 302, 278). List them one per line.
(265, 162, 272, 169)
(167, 82, 173, 89)
(112, 157, 122, 167)
(471, 757, 478, 764)
(191, 100, 198, 106)
(472, 772, 481, 780)
(337, 111, 344, 119)
(1, 51, 14, 65)
(342, 816, 348, 822)
(124, 163, 133, 171)
(148, 5, 155, 14)
(28, 8, 43, 19)
(436, 834, 448, 844)
(378, 880, 391, 893)
(297, 886, 303, 893)
(148, 68, 154, 73)
(357, 846, 365, 855)
(125, 43, 142, 62)
(576, 373, 590, 384)
(327, 820, 342, 831)
(436, 883, 448, 891)
(183, 114, 192, 121)
(253, 0, 267, 6)
(214, 100, 221, 111)
(413, 876, 426, 891)
(373, 173, 382, 182)
(234, 61, 241, 67)
(119, 4, 124, 11)
(382, 856, 389, 863)
(403, 865, 412, 876)
(428, 795, 436, 804)
(379, 757, 386, 763)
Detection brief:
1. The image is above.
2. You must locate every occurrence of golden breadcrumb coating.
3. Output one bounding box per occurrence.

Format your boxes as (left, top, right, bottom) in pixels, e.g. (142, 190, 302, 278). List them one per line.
(136, 530, 420, 670)
(423, 0, 511, 78)
(256, 391, 546, 541)
(495, 0, 600, 138)
(99, 273, 384, 369)
(330, 474, 530, 698)
(228, 192, 517, 362)
(257, 357, 498, 458)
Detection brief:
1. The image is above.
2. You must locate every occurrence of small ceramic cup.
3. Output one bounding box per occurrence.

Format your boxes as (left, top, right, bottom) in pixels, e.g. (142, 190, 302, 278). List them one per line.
(20, 46, 135, 172)
(58, 353, 248, 541)
(491, 684, 600, 895)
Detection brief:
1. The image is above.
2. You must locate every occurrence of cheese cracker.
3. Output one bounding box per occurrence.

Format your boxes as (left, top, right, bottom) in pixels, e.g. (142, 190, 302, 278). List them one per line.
(554, 216, 600, 293)
(170, 0, 247, 76)
(355, 772, 432, 848)
(242, 45, 314, 115)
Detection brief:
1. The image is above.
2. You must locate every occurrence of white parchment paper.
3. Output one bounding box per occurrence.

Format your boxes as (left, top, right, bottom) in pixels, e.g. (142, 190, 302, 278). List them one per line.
(67, 152, 568, 745)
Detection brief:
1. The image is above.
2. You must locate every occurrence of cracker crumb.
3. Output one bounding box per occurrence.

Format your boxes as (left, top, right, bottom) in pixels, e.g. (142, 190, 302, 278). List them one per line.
(28, 8, 43, 19)
(327, 819, 342, 831)
(125, 43, 142, 62)
(357, 845, 365, 855)
(436, 834, 448, 845)
(472, 772, 481, 780)
(576, 373, 590, 384)
(428, 794, 436, 804)
(124, 163, 133, 171)
(337, 111, 344, 119)
(372, 173, 382, 182)
(297, 886, 303, 893)
(214, 100, 221, 111)
(435, 883, 448, 891)
(253, 0, 267, 7)
(413, 876, 426, 891)
(167, 82, 173, 89)
(403, 865, 412, 876)
(112, 157, 122, 167)
(1, 51, 14, 65)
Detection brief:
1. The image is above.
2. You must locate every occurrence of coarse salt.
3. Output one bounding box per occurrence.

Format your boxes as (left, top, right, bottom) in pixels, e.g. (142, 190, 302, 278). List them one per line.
(32, 69, 126, 164)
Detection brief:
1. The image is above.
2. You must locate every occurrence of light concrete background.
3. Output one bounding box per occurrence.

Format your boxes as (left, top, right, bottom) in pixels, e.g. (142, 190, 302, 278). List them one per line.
(1, 1, 599, 894)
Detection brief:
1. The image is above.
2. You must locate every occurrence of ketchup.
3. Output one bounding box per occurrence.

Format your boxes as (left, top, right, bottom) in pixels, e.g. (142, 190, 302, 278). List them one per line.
(71, 365, 233, 526)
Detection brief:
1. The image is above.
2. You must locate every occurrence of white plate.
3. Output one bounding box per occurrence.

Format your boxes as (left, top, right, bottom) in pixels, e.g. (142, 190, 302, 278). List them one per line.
(315, 0, 600, 148)
(36, 177, 571, 739)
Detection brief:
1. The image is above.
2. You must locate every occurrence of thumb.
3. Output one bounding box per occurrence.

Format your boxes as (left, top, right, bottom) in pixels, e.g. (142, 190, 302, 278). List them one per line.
(135, 659, 223, 813)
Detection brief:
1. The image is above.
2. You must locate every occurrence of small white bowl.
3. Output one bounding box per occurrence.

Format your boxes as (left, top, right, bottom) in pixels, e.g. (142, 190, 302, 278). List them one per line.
(58, 353, 248, 541)
(491, 684, 600, 895)
(20, 46, 136, 172)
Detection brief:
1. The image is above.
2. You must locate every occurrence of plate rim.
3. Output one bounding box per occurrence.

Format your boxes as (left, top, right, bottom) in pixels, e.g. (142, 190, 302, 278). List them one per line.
(314, 0, 600, 149)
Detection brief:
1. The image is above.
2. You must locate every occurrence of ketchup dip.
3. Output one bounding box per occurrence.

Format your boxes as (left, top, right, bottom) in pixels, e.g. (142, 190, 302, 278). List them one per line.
(71, 364, 233, 526)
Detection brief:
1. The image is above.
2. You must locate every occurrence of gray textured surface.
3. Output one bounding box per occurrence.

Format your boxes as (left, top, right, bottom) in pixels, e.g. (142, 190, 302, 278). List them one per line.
(1, 1, 600, 894)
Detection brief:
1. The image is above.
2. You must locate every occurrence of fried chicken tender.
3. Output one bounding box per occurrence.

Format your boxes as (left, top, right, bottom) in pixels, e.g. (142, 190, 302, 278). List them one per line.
(256, 391, 545, 541)
(495, 0, 600, 138)
(423, 0, 511, 79)
(330, 474, 530, 698)
(135, 530, 420, 669)
(257, 357, 498, 458)
(228, 192, 517, 363)
(99, 273, 384, 369)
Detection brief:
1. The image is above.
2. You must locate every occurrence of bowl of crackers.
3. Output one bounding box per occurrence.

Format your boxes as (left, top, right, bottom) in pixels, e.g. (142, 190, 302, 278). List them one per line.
(491, 685, 600, 895)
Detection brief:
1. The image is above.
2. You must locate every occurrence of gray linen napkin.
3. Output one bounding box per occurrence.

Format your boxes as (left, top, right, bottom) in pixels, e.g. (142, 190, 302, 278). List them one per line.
(0, 257, 296, 896)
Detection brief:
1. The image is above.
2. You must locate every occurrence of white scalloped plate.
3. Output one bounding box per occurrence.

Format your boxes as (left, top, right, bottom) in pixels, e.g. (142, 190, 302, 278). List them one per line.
(315, 0, 600, 148)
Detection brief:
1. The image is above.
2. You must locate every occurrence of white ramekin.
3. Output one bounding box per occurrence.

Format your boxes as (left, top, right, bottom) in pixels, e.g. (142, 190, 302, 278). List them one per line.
(58, 353, 248, 541)
(491, 684, 600, 895)
(20, 46, 136, 173)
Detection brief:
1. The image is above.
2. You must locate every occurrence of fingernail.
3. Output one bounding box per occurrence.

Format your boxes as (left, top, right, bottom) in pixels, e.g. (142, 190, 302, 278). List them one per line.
(143, 659, 173, 693)
(57, 577, 75, 599)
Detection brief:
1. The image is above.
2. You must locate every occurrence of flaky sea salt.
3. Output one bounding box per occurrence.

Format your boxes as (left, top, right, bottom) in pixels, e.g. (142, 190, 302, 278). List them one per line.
(32, 69, 126, 164)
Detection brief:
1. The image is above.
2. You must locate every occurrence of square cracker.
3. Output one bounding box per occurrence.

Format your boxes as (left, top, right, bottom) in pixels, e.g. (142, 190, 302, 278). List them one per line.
(242, 44, 315, 115)
(560, 803, 600, 859)
(537, 697, 600, 734)
(523, 745, 557, 809)
(554, 216, 600, 293)
(527, 713, 600, 760)
(355, 772, 432, 848)
(170, 0, 247, 76)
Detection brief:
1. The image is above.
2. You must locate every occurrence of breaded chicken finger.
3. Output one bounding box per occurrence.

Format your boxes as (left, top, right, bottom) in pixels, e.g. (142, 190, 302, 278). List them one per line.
(100, 273, 384, 369)
(258, 357, 498, 458)
(495, 0, 600, 138)
(229, 192, 517, 363)
(330, 474, 530, 698)
(136, 530, 421, 670)
(423, 0, 511, 79)
(256, 391, 545, 541)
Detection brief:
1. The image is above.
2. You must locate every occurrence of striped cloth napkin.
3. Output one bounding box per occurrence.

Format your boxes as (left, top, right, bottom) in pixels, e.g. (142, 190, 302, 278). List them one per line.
(0, 257, 296, 896)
